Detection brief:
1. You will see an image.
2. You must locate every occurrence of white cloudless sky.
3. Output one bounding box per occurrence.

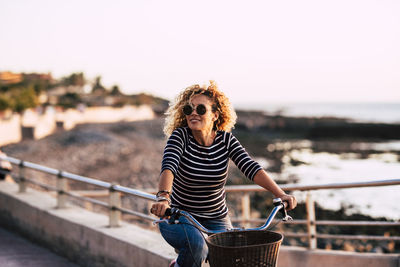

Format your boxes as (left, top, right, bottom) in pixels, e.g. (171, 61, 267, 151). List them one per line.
(1, 0, 399, 105)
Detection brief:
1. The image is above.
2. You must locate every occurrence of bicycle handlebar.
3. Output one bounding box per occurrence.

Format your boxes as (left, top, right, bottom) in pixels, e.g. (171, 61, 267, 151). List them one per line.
(153, 198, 292, 235)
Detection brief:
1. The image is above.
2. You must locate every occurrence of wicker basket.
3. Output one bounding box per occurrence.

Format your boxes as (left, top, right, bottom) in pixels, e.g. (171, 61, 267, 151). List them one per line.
(205, 230, 283, 267)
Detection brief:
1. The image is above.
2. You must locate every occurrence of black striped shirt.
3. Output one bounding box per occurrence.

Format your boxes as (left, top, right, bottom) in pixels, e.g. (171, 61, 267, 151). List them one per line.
(161, 127, 262, 219)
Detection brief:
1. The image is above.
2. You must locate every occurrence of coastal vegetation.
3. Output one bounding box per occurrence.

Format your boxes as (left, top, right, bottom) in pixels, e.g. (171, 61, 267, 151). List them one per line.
(0, 71, 168, 113)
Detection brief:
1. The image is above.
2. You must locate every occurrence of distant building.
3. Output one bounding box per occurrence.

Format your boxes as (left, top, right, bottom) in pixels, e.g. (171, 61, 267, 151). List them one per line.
(23, 72, 53, 83)
(0, 71, 53, 86)
(0, 71, 23, 85)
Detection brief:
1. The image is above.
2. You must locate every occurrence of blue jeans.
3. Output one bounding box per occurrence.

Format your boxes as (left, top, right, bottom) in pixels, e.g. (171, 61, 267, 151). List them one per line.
(159, 215, 232, 267)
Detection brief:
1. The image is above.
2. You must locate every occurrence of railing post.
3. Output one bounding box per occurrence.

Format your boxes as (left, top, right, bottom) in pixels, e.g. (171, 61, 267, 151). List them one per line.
(306, 192, 317, 249)
(109, 183, 121, 227)
(56, 171, 68, 208)
(241, 192, 251, 228)
(18, 161, 26, 193)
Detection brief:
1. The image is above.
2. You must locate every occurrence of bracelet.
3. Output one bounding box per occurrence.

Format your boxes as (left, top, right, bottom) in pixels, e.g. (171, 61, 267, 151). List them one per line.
(156, 196, 171, 205)
(156, 190, 171, 198)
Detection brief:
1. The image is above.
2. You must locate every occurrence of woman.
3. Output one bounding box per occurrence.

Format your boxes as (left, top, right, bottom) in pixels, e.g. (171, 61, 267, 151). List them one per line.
(151, 81, 297, 267)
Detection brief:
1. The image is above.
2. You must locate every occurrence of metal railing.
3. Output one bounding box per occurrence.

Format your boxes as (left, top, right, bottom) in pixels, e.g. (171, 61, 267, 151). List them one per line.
(1, 155, 157, 226)
(226, 181, 400, 249)
(1, 155, 399, 250)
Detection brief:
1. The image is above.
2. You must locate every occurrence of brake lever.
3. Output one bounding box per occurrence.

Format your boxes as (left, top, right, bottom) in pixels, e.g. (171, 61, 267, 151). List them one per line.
(273, 198, 293, 222)
(153, 218, 169, 225)
(152, 215, 180, 225)
(282, 214, 293, 222)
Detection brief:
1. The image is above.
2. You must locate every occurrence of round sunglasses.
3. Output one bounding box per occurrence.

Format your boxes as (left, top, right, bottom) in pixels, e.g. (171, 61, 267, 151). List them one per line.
(182, 104, 207, 116)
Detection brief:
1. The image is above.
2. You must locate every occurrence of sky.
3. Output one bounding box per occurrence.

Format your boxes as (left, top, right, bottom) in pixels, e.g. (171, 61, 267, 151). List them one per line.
(1, 0, 400, 106)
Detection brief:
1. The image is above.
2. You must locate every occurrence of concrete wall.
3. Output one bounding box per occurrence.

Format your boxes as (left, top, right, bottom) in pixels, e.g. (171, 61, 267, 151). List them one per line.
(0, 181, 175, 267)
(58, 105, 155, 130)
(0, 114, 21, 145)
(278, 246, 399, 267)
(0, 105, 155, 146)
(0, 181, 398, 267)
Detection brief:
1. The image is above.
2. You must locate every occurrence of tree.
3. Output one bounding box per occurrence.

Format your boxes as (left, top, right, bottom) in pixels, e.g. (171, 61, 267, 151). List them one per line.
(58, 92, 81, 109)
(21, 73, 53, 93)
(110, 85, 121, 96)
(91, 76, 106, 93)
(12, 86, 38, 113)
(61, 72, 85, 87)
(0, 95, 11, 111)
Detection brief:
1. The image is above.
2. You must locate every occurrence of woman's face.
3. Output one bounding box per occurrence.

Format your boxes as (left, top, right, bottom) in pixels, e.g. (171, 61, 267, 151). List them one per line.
(184, 94, 218, 133)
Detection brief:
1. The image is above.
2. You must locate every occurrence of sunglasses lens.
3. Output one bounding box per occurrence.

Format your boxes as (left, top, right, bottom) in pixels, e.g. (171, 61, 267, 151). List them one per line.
(183, 104, 208, 115)
(183, 105, 193, 115)
(196, 104, 207, 115)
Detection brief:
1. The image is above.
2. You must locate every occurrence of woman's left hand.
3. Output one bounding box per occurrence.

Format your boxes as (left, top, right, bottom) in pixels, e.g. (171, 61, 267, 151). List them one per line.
(277, 194, 297, 211)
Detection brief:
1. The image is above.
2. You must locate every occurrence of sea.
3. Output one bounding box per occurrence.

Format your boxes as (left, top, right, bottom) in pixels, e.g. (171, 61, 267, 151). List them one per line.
(235, 102, 400, 220)
(234, 102, 400, 124)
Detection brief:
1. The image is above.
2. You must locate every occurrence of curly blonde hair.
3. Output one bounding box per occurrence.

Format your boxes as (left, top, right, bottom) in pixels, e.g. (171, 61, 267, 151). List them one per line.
(163, 81, 237, 137)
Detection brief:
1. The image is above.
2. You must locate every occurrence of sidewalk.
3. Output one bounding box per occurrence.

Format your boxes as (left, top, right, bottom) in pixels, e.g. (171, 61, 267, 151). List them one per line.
(0, 227, 79, 267)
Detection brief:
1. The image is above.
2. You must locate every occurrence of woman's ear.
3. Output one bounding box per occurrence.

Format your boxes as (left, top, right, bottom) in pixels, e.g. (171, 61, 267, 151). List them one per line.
(213, 111, 219, 122)
(213, 112, 219, 130)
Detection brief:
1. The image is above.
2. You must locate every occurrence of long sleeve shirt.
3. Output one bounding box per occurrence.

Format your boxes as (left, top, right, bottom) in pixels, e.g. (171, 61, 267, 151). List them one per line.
(161, 127, 262, 219)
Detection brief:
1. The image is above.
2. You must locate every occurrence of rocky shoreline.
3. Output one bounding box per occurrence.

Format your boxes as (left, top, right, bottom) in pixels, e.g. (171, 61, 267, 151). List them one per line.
(235, 110, 400, 140)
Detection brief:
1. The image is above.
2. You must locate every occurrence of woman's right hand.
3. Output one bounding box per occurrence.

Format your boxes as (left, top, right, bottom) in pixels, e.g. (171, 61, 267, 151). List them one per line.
(150, 200, 170, 218)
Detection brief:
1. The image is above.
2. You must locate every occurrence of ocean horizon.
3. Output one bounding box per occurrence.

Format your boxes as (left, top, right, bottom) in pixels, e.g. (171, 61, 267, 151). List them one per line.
(234, 102, 400, 124)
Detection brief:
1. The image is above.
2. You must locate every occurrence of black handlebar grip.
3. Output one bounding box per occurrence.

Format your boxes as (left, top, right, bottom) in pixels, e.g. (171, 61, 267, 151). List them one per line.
(164, 208, 172, 217)
(281, 201, 289, 218)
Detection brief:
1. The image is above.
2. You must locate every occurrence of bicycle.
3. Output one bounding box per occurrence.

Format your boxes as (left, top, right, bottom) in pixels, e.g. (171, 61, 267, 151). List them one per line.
(154, 198, 292, 267)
